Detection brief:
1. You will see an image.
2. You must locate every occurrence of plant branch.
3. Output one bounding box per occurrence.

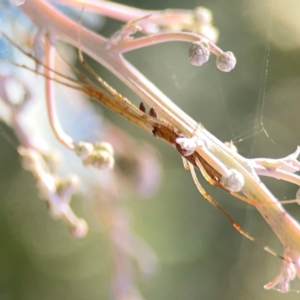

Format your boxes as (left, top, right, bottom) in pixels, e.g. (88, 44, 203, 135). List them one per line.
(18, 0, 300, 292)
(44, 36, 75, 150)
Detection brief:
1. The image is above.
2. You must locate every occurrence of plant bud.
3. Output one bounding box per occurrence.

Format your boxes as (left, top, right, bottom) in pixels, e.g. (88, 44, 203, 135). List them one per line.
(188, 41, 210, 66)
(216, 51, 236, 72)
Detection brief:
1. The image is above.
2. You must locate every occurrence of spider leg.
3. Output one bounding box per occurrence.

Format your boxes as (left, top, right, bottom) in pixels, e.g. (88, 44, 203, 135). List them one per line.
(193, 156, 297, 207)
(76, 26, 143, 116)
(188, 161, 287, 261)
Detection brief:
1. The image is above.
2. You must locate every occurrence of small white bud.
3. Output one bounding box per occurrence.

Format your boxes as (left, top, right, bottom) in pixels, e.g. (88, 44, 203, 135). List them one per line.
(56, 175, 80, 199)
(197, 25, 219, 43)
(194, 7, 213, 24)
(221, 169, 244, 192)
(86, 150, 115, 170)
(70, 219, 88, 239)
(216, 51, 236, 72)
(93, 141, 114, 156)
(176, 136, 200, 156)
(76, 141, 115, 170)
(74, 141, 94, 160)
(188, 41, 210, 66)
(18, 146, 40, 171)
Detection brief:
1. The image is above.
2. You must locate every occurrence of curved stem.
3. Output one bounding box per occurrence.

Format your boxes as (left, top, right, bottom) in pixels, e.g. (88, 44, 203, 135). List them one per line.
(110, 32, 223, 55)
(255, 167, 300, 186)
(44, 36, 74, 150)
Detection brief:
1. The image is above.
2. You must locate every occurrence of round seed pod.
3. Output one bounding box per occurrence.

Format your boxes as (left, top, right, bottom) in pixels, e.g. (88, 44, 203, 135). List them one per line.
(188, 41, 210, 66)
(216, 51, 236, 72)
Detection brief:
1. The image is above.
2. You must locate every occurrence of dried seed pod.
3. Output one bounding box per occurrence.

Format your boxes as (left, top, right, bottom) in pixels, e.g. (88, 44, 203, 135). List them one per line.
(188, 41, 210, 66)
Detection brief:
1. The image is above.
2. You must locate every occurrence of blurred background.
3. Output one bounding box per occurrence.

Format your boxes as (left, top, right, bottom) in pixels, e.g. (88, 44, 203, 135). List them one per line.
(1, 0, 300, 299)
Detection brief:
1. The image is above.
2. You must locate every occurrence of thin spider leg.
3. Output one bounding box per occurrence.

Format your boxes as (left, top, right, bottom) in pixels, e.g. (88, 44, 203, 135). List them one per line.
(9, 30, 294, 209)
(2, 31, 159, 131)
(2, 34, 180, 148)
(38, 31, 147, 121)
(228, 191, 300, 207)
(188, 161, 287, 261)
(0, 31, 87, 87)
(10, 40, 296, 210)
(194, 156, 216, 183)
(5, 30, 296, 266)
(182, 157, 190, 170)
(2, 29, 137, 119)
(194, 157, 261, 206)
(76, 26, 143, 116)
(88, 89, 153, 132)
(0, 58, 88, 93)
(193, 157, 298, 208)
(2, 51, 149, 136)
(256, 198, 300, 206)
(62, 49, 181, 138)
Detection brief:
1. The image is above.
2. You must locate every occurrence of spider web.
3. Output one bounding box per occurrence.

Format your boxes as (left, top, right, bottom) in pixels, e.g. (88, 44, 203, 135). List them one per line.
(213, 5, 300, 191)
(232, 2, 277, 155)
(160, 0, 285, 160)
(215, 1, 280, 158)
